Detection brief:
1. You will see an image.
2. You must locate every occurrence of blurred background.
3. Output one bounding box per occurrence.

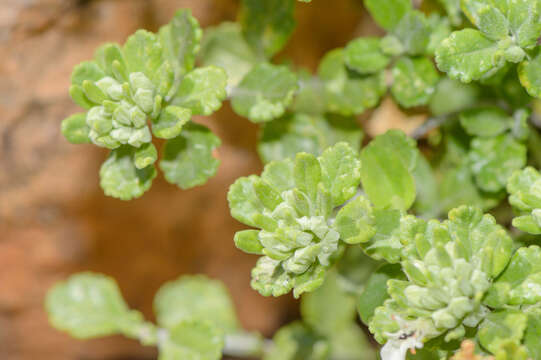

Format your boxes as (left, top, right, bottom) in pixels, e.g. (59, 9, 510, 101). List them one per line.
(0, 1, 413, 359)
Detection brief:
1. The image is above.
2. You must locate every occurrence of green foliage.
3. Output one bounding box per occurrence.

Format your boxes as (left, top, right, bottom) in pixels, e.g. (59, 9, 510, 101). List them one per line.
(61, 10, 226, 199)
(228, 142, 361, 298)
(507, 167, 541, 234)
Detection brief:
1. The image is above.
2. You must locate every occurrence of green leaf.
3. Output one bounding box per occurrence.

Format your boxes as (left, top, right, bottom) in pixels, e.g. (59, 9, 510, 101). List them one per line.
(234, 230, 264, 254)
(172, 66, 227, 115)
(392, 11, 431, 56)
(344, 37, 390, 74)
(154, 275, 239, 333)
(363, 0, 412, 30)
(291, 70, 326, 115)
(487, 246, 541, 306)
(134, 143, 158, 169)
(478, 310, 527, 355)
(160, 123, 220, 189)
(100, 146, 157, 200)
(429, 78, 480, 116)
(45, 272, 142, 339)
(152, 105, 191, 140)
(507, 167, 541, 233)
(507, 0, 541, 49)
(240, 0, 296, 59)
(469, 133, 527, 192)
(61, 113, 91, 144)
(358, 264, 404, 324)
(319, 142, 362, 207)
(459, 107, 511, 137)
(327, 324, 376, 360)
(318, 49, 385, 116)
(436, 29, 505, 82)
(461, 0, 509, 40)
(360, 130, 417, 210)
(427, 14, 453, 56)
(123, 30, 164, 87)
(334, 195, 375, 245)
(198, 22, 258, 86)
(264, 322, 329, 360)
(71, 61, 106, 86)
(258, 113, 362, 164)
(360, 209, 405, 263)
(524, 308, 541, 359)
(158, 320, 223, 360)
(391, 56, 440, 108)
(159, 9, 202, 79)
(518, 48, 541, 98)
(231, 63, 298, 123)
(300, 270, 357, 335)
(438, 0, 462, 25)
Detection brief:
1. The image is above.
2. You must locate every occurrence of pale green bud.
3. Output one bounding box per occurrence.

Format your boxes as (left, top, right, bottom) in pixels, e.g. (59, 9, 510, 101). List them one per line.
(127, 126, 151, 147)
(129, 106, 147, 128)
(447, 296, 473, 319)
(133, 88, 154, 114)
(86, 106, 112, 134)
(431, 308, 457, 329)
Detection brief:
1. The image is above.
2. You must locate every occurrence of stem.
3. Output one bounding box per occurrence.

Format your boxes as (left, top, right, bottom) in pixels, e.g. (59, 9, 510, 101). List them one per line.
(223, 332, 272, 358)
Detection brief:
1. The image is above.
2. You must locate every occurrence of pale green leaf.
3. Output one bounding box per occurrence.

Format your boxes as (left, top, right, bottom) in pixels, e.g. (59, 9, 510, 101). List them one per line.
(152, 105, 191, 140)
(518, 48, 541, 98)
(392, 11, 431, 56)
(360, 130, 417, 210)
(158, 320, 223, 360)
(478, 310, 527, 355)
(240, 0, 296, 58)
(61, 113, 91, 144)
(100, 146, 157, 200)
(154, 275, 239, 333)
(344, 37, 390, 74)
(172, 66, 227, 115)
(391, 56, 440, 108)
(159, 9, 202, 79)
(300, 270, 357, 335)
(264, 322, 329, 360)
(318, 49, 385, 116)
(469, 133, 527, 192)
(160, 123, 220, 189)
(436, 29, 505, 82)
(198, 22, 258, 86)
(459, 107, 511, 137)
(231, 63, 298, 123)
(258, 113, 362, 164)
(134, 143, 158, 169)
(429, 78, 480, 116)
(363, 0, 412, 30)
(45, 272, 142, 339)
(461, 0, 509, 40)
(334, 195, 376, 245)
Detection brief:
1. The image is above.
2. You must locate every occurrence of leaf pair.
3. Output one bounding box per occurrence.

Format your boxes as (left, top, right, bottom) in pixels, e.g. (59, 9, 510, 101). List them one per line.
(436, 0, 541, 98)
(46, 273, 241, 360)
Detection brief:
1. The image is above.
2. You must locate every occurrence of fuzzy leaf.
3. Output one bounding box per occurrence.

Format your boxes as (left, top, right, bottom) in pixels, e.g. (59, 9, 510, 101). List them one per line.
(360, 130, 417, 211)
(461, 0, 509, 40)
(154, 275, 239, 333)
(344, 37, 390, 74)
(518, 48, 541, 98)
(258, 113, 362, 164)
(198, 22, 258, 86)
(459, 107, 511, 137)
(231, 63, 298, 123)
(100, 146, 157, 200)
(240, 0, 296, 58)
(159, 9, 202, 79)
(429, 78, 480, 116)
(152, 105, 191, 139)
(392, 11, 431, 56)
(172, 66, 227, 115)
(507, 167, 541, 233)
(478, 310, 527, 355)
(158, 320, 223, 360)
(264, 322, 329, 360)
(469, 133, 527, 192)
(363, 0, 412, 30)
(318, 49, 385, 116)
(487, 246, 541, 307)
(61, 113, 91, 144)
(391, 56, 440, 108)
(160, 123, 220, 189)
(436, 29, 504, 82)
(300, 270, 357, 335)
(334, 195, 376, 245)
(45, 273, 142, 338)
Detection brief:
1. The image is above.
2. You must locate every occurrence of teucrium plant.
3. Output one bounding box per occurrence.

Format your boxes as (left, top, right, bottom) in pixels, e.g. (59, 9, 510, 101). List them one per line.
(61, 10, 227, 200)
(50, 0, 541, 359)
